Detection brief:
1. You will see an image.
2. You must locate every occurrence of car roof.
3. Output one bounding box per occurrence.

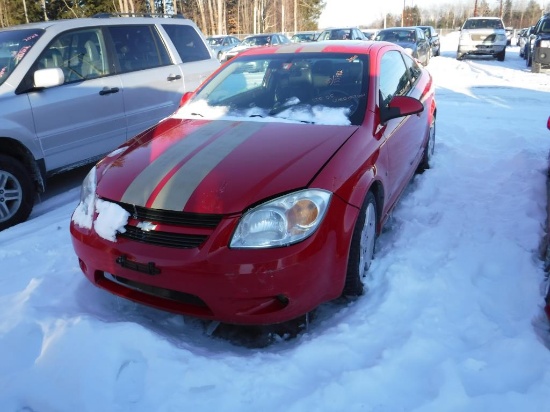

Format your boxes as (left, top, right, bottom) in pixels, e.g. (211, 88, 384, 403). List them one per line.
(236, 40, 384, 57)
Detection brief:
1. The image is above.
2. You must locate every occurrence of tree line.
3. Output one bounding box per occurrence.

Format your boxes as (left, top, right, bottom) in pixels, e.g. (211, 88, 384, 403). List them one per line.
(1, 0, 548, 33)
(0, 0, 324, 34)
(383, 0, 549, 31)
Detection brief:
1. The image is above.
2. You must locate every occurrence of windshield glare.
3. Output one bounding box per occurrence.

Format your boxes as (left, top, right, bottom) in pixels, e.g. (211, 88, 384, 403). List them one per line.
(175, 53, 368, 126)
(0, 29, 44, 86)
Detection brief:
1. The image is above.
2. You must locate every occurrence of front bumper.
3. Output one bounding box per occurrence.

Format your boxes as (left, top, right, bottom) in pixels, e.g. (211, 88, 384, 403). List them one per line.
(70, 196, 359, 325)
(458, 44, 506, 56)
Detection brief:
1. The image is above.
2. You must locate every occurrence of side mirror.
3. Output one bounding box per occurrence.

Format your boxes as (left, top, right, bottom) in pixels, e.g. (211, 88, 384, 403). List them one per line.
(380, 95, 424, 124)
(34, 68, 64, 89)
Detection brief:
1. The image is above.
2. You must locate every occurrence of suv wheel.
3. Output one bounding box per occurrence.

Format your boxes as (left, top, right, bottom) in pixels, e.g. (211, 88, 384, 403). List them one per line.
(532, 61, 541, 73)
(456, 50, 464, 60)
(0, 155, 34, 231)
(496, 49, 505, 61)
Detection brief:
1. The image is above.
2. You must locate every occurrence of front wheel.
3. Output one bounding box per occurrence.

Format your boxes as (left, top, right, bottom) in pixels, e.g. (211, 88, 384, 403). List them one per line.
(343, 191, 378, 296)
(496, 49, 505, 61)
(0, 155, 34, 231)
(417, 115, 436, 172)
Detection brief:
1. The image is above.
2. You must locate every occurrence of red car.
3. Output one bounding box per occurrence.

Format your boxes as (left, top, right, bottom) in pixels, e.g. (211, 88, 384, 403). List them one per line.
(70, 41, 437, 325)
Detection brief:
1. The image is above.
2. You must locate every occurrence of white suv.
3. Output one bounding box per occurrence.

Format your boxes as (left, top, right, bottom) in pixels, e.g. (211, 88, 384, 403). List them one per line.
(457, 17, 507, 61)
(0, 15, 220, 230)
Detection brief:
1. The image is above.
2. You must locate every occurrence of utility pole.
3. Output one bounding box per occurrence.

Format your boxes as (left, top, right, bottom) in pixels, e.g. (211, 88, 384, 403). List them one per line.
(474, 0, 478, 17)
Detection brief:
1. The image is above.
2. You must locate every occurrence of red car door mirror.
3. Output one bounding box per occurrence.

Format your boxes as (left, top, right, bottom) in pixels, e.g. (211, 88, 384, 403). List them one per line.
(380, 95, 424, 124)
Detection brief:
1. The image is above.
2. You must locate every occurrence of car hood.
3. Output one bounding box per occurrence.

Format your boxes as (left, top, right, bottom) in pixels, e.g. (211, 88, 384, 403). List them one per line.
(96, 119, 358, 214)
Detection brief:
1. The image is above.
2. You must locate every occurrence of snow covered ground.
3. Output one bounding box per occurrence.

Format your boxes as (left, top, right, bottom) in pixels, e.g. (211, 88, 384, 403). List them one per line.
(1, 33, 550, 411)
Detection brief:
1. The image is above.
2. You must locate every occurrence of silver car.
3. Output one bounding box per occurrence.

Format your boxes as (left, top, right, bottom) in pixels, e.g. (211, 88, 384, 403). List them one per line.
(222, 33, 291, 62)
(206, 35, 241, 61)
(0, 15, 220, 230)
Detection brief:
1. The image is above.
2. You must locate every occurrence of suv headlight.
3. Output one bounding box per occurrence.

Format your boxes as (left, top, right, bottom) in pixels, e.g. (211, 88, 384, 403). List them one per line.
(230, 189, 332, 248)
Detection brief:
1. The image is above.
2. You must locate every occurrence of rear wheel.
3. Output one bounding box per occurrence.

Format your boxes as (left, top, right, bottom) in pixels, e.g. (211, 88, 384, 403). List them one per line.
(0, 155, 34, 231)
(343, 191, 378, 296)
(532, 61, 541, 73)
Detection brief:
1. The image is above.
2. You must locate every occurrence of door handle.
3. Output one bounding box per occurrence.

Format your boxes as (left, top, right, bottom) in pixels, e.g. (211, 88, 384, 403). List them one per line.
(99, 87, 120, 96)
(167, 74, 182, 81)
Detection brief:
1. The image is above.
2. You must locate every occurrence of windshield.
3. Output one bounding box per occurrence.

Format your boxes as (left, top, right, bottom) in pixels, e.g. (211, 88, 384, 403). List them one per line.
(207, 37, 223, 46)
(0, 29, 44, 87)
(376, 30, 415, 43)
(242, 36, 271, 46)
(463, 19, 504, 29)
(175, 52, 369, 126)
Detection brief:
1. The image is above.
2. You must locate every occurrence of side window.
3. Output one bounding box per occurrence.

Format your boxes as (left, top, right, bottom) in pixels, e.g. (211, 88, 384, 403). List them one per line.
(162, 24, 211, 63)
(37, 28, 110, 83)
(379, 50, 411, 107)
(108, 25, 171, 73)
(402, 53, 422, 84)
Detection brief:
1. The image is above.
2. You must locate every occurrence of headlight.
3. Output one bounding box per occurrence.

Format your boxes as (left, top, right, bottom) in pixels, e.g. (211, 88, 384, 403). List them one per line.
(230, 189, 332, 248)
(541, 40, 550, 48)
(72, 166, 97, 229)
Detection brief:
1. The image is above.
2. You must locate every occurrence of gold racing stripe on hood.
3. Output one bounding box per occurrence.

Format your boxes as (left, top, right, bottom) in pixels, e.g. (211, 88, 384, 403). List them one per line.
(151, 121, 266, 211)
(121, 121, 231, 206)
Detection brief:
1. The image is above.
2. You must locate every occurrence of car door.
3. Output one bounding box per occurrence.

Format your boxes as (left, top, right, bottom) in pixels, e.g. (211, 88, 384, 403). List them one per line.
(377, 49, 424, 204)
(108, 24, 187, 140)
(27, 27, 126, 172)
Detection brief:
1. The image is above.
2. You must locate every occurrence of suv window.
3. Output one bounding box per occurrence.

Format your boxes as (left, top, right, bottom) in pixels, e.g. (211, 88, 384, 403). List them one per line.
(162, 24, 211, 63)
(44, 28, 110, 82)
(108, 25, 171, 72)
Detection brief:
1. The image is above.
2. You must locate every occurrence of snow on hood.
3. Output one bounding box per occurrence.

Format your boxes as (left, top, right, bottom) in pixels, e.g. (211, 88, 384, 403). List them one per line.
(96, 118, 358, 214)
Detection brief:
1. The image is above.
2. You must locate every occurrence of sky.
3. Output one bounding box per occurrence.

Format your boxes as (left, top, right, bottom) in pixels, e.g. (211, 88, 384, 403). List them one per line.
(2, 33, 550, 411)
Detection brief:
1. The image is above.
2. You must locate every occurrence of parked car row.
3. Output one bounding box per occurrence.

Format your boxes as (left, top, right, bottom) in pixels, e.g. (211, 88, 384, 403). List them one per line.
(209, 25, 441, 66)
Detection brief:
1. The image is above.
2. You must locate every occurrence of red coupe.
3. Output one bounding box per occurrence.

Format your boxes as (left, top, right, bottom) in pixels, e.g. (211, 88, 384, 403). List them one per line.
(70, 41, 437, 325)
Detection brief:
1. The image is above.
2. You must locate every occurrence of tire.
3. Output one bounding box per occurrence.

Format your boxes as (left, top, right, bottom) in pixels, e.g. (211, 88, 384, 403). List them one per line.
(0, 155, 34, 231)
(496, 49, 505, 61)
(456, 51, 464, 60)
(417, 115, 436, 172)
(343, 191, 378, 296)
(532, 62, 541, 73)
(527, 51, 532, 67)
